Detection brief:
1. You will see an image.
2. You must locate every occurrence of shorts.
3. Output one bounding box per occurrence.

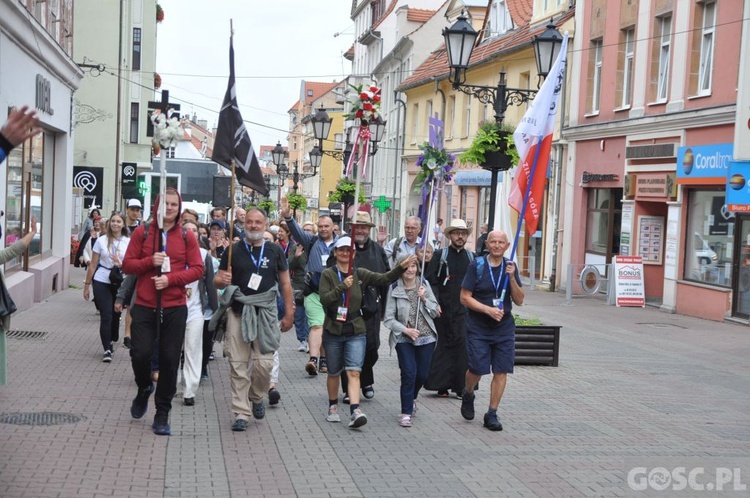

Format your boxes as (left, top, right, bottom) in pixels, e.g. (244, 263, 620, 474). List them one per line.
(322, 331, 366, 376)
(304, 292, 325, 327)
(466, 332, 515, 376)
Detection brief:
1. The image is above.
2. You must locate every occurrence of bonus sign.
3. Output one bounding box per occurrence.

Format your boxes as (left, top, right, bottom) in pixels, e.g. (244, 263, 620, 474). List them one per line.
(614, 255, 646, 307)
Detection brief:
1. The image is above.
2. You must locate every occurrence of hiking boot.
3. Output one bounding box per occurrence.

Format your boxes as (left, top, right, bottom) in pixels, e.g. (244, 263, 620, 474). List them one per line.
(268, 388, 281, 406)
(326, 404, 341, 423)
(130, 383, 154, 419)
(483, 412, 503, 431)
(305, 357, 318, 376)
(152, 411, 171, 436)
(460, 390, 475, 421)
(102, 350, 113, 363)
(348, 408, 368, 429)
(231, 419, 248, 432)
(183, 397, 195, 406)
(252, 401, 265, 420)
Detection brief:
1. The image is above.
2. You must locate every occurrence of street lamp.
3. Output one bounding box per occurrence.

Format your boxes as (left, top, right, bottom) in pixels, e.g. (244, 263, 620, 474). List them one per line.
(443, 14, 563, 230)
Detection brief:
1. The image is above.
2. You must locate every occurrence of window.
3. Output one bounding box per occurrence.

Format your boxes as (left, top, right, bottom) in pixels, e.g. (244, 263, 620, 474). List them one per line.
(620, 28, 635, 108)
(585, 188, 622, 256)
(132, 28, 142, 71)
(425, 100, 433, 129)
(334, 133, 344, 150)
(684, 189, 732, 286)
(482, 103, 489, 123)
(129, 103, 139, 144)
(487, 0, 512, 37)
(656, 15, 672, 101)
(411, 103, 419, 143)
(698, 1, 716, 94)
(592, 39, 603, 113)
(447, 95, 456, 138)
(464, 95, 472, 136)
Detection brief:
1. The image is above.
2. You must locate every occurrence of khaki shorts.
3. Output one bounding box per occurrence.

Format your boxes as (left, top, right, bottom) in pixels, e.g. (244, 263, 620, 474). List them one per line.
(304, 292, 325, 327)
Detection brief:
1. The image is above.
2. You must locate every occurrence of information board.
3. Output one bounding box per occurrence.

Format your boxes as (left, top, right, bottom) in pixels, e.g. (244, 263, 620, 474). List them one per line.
(614, 255, 646, 307)
(638, 215, 664, 265)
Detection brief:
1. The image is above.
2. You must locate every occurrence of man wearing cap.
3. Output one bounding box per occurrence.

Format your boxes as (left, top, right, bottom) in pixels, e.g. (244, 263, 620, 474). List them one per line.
(424, 219, 475, 398)
(340, 210, 389, 402)
(126, 199, 143, 231)
(279, 196, 337, 376)
(379, 216, 426, 269)
(209, 219, 229, 260)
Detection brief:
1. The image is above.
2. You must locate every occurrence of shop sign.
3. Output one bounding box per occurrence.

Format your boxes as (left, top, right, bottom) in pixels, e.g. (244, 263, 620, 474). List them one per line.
(73, 166, 103, 209)
(35, 74, 54, 115)
(453, 170, 501, 186)
(581, 171, 619, 184)
(634, 173, 675, 199)
(614, 255, 645, 307)
(726, 161, 750, 212)
(676, 143, 733, 184)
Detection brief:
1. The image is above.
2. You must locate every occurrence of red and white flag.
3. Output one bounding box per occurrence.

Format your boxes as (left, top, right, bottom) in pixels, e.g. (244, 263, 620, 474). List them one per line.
(509, 35, 568, 234)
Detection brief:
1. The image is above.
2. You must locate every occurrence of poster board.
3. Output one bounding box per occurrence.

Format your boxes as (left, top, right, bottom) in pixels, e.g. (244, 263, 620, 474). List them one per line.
(637, 215, 664, 265)
(614, 255, 646, 307)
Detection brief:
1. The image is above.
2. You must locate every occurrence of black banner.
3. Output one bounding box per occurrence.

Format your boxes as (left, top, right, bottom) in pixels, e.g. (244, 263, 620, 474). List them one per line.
(73, 166, 103, 209)
(121, 162, 139, 199)
(212, 176, 232, 208)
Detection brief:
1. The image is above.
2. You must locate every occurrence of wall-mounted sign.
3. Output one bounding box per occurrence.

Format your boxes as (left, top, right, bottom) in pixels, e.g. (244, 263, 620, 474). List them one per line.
(73, 166, 103, 209)
(581, 171, 619, 184)
(35, 74, 55, 115)
(453, 170, 502, 186)
(676, 143, 733, 184)
(634, 173, 676, 199)
(637, 215, 664, 265)
(726, 160, 750, 212)
(625, 143, 675, 160)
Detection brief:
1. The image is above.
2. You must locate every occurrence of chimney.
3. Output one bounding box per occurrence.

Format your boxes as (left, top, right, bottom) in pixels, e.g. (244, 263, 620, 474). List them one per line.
(197, 119, 208, 129)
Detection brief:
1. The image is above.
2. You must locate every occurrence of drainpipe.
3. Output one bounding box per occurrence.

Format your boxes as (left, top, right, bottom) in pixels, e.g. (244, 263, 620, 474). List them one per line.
(393, 94, 407, 238)
(549, 59, 569, 293)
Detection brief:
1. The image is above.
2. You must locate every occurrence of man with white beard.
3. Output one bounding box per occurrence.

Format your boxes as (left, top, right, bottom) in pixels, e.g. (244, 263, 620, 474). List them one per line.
(213, 208, 295, 432)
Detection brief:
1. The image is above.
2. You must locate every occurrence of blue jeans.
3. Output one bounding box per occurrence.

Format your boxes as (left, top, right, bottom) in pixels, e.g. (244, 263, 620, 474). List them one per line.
(395, 341, 436, 415)
(322, 331, 366, 376)
(294, 303, 309, 342)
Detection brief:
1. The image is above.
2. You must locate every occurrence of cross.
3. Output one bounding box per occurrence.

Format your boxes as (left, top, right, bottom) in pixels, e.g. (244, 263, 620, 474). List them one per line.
(373, 195, 391, 213)
(428, 112, 445, 149)
(147, 89, 181, 137)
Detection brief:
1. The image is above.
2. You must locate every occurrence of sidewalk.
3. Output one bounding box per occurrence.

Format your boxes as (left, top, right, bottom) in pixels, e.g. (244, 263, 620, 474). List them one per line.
(1, 267, 749, 497)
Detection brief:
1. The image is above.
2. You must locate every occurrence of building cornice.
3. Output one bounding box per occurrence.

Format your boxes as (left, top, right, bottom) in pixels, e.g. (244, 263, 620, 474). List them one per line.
(563, 105, 736, 141)
(0, 0, 83, 90)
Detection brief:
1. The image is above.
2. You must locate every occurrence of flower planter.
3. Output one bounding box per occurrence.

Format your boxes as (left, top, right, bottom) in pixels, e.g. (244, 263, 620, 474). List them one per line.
(514, 325, 561, 367)
(480, 150, 513, 171)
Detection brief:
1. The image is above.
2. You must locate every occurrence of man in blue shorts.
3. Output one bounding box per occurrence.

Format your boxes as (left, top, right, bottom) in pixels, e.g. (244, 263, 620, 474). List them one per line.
(459, 230, 524, 431)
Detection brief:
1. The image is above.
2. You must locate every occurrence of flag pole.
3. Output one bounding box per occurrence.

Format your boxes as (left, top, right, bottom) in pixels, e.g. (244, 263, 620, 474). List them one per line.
(414, 176, 437, 328)
(228, 159, 236, 268)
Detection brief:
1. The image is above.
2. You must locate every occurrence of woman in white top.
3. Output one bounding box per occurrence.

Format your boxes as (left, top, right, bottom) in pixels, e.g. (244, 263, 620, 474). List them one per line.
(83, 213, 130, 362)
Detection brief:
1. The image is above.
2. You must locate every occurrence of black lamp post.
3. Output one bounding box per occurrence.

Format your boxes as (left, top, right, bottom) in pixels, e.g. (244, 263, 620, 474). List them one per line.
(443, 15, 563, 230)
(271, 141, 291, 207)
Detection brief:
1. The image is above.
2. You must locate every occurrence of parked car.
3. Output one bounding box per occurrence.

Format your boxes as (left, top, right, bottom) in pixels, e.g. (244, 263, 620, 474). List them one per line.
(694, 233, 718, 267)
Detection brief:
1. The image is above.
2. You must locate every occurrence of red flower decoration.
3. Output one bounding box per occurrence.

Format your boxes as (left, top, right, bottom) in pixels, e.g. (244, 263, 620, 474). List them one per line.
(356, 110, 364, 118)
(373, 95, 381, 103)
(360, 92, 369, 100)
(369, 86, 379, 93)
(362, 102, 373, 111)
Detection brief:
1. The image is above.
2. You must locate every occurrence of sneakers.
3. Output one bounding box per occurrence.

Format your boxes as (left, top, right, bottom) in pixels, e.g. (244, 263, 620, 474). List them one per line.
(130, 383, 154, 419)
(208, 350, 215, 361)
(298, 340, 309, 353)
(342, 393, 350, 404)
(152, 411, 171, 436)
(412, 400, 418, 418)
(200, 372, 209, 383)
(437, 390, 449, 398)
(305, 357, 318, 376)
(362, 385, 375, 399)
(122, 336, 131, 349)
(348, 408, 368, 429)
(483, 412, 503, 431)
(268, 388, 281, 406)
(252, 401, 265, 420)
(460, 390, 475, 421)
(326, 405, 341, 423)
(319, 356, 328, 374)
(399, 414, 413, 428)
(183, 397, 195, 406)
(102, 350, 113, 363)
(231, 419, 248, 432)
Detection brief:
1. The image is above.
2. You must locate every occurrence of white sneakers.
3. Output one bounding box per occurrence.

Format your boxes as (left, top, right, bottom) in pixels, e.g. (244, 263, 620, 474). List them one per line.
(298, 340, 309, 353)
(326, 405, 340, 423)
(349, 408, 368, 428)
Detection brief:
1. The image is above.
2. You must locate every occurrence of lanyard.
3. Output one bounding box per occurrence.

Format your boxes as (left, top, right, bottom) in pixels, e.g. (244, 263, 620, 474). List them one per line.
(487, 259, 505, 299)
(336, 268, 348, 306)
(161, 232, 168, 253)
(244, 240, 266, 272)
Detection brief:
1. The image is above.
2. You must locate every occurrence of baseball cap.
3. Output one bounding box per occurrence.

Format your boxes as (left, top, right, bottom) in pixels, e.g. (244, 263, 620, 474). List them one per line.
(209, 219, 226, 230)
(333, 236, 352, 249)
(127, 199, 142, 209)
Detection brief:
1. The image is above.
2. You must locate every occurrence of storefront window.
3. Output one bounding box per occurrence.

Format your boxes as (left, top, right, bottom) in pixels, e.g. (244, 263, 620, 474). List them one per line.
(684, 189, 733, 286)
(585, 188, 622, 256)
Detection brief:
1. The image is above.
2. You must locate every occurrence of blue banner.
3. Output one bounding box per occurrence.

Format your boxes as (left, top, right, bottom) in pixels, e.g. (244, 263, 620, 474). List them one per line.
(676, 143, 733, 182)
(726, 161, 750, 211)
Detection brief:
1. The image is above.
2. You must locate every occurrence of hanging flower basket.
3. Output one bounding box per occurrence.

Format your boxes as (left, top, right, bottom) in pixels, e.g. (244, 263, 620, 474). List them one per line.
(156, 4, 164, 23)
(414, 142, 455, 192)
(328, 177, 365, 204)
(286, 192, 307, 212)
(258, 199, 276, 216)
(343, 82, 381, 127)
(154, 72, 162, 90)
(459, 121, 518, 171)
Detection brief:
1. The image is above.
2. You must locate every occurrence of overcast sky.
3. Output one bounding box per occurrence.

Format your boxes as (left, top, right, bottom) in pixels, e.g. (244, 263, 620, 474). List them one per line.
(155, 0, 355, 148)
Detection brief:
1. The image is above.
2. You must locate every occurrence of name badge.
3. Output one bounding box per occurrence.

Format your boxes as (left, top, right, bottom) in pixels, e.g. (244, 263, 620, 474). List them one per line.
(321, 254, 329, 267)
(161, 256, 171, 273)
(336, 306, 348, 322)
(492, 298, 502, 309)
(248, 273, 262, 290)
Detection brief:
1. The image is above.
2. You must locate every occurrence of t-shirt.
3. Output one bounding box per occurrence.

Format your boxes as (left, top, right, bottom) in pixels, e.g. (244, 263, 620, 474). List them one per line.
(93, 235, 130, 284)
(461, 257, 522, 335)
(219, 240, 288, 314)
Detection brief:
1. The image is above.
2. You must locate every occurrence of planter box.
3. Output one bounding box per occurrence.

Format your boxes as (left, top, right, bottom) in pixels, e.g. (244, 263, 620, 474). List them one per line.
(480, 150, 512, 171)
(515, 325, 561, 367)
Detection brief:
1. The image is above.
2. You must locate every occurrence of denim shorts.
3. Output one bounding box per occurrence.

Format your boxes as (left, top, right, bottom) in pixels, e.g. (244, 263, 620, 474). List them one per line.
(466, 332, 515, 375)
(322, 330, 366, 376)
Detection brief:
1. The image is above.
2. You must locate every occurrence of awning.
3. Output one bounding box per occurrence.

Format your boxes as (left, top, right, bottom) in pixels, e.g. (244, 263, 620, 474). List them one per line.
(453, 170, 502, 186)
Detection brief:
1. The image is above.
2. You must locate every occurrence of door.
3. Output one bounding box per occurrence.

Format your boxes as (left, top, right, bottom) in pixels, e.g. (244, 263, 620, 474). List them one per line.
(732, 215, 750, 318)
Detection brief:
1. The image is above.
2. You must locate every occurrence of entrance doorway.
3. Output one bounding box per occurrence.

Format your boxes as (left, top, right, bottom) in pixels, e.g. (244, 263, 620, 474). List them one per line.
(732, 215, 750, 318)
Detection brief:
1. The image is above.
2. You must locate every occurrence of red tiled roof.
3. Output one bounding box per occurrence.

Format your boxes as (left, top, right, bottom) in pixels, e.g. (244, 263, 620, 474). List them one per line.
(303, 81, 339, 104)
(190, 136, 212, 157)
(398, 10, 574, 91)
(407, 8, 436, 23)
(260, 166, 277, 176)
(288, 99, 300, 112)
(258, 144, 287, 157)
(344, 43, 355, 61)
(507, 0, 534, 28)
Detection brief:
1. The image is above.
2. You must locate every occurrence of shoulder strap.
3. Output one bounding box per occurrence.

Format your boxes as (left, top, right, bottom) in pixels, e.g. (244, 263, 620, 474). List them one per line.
(142, 223, 150, 240)
(391, 236, 403, 261)
(437, 247, 449, 279)
(475, 255, 485, 281)
(306, 236, 318, 256)
(467, 250, 475, 262)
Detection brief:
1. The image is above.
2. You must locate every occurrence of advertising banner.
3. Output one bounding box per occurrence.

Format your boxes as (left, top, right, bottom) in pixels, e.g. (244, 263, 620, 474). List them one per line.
(614, 255, 646, 307)
(676, 143, 733, 185)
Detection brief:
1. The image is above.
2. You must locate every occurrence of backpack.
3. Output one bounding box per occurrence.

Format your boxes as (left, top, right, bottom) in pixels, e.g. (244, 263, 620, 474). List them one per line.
(142, 222, 188, 245)
(436, 247, 475, 284)
(390, 236, 404, 263)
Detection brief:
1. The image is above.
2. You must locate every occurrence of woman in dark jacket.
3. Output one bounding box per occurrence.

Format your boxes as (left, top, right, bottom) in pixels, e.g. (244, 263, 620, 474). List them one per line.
(318, 236, 413, 429)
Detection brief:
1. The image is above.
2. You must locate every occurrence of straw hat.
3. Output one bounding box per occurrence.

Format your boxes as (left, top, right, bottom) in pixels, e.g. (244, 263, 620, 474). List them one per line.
(443, 219, 472, 236)
(350, 210, 375, 227)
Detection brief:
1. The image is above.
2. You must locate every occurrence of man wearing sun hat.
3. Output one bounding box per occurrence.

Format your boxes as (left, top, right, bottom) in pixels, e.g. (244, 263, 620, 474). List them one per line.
(424, 219, 476, 398)
(339, 210, 390, 403)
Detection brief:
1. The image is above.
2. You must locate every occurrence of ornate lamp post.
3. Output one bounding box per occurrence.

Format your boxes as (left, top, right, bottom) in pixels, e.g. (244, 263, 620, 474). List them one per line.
(443, 15, 563, 230)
